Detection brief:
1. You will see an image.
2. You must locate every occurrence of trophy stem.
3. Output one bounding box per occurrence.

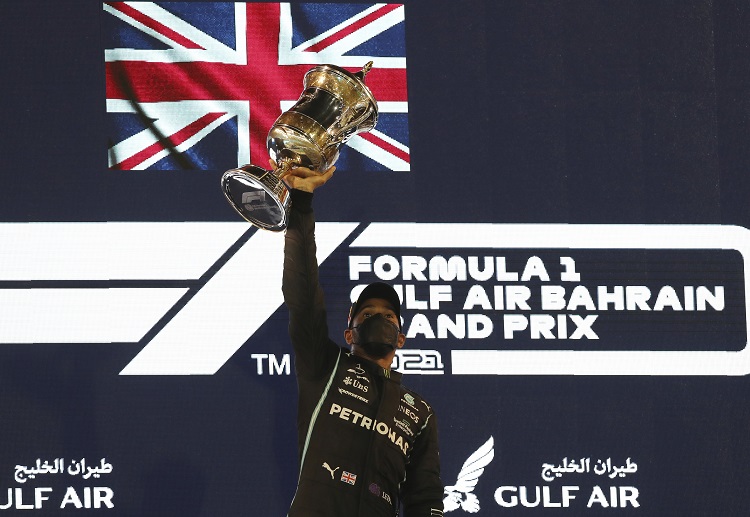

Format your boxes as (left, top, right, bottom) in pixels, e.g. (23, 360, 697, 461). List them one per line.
(257, 158, 290, 186)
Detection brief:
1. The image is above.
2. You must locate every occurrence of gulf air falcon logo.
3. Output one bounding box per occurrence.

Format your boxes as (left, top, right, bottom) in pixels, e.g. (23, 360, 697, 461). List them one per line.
(104, 2, 410, 171)
(443, 437, 495, 513)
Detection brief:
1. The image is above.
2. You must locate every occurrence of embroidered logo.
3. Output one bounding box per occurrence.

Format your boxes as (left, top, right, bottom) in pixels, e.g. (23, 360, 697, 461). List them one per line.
(338, 387, 369, 404)
(369, 483, 392, 505)
(343, 376, 369, 392)
(322, 462, 339, 480)
(347, 364, 370, 383)
(393, 417, 415, 437)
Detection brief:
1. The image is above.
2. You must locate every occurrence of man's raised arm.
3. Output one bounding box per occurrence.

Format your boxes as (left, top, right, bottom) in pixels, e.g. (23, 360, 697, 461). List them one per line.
(281, 165, 337, 379)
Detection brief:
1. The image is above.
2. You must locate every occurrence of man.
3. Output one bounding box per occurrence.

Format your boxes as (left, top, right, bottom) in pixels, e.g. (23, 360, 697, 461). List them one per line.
(281, 164, 443, 517)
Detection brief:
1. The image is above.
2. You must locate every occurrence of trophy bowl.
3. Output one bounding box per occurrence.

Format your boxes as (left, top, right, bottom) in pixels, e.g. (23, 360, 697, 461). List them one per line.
(222, 62, 378, 231)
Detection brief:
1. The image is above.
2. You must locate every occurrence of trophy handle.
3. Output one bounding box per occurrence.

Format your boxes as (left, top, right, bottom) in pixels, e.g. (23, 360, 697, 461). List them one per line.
(272, 156, 300, 177)
(326, 103, 377, 149)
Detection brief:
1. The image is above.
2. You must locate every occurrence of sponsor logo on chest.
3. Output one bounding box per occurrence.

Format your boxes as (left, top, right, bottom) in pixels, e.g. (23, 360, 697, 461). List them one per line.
(329, 402, 410, 455)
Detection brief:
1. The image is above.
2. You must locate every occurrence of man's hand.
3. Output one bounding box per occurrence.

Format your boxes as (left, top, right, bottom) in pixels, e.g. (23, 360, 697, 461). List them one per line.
(276, 160, 335, 193)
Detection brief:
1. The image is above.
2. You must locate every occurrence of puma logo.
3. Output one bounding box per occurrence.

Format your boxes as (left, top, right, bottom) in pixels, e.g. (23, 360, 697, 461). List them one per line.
(322, 462, 340, 479)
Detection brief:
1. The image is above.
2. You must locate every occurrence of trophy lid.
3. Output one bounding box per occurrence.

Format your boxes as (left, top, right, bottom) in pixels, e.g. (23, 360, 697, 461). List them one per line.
(312, 61, 373, 83)
(303, 62, 377, 107)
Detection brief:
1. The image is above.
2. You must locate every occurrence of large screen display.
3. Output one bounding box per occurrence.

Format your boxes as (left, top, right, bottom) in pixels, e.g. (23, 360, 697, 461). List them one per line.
(1, 1, 749, 514)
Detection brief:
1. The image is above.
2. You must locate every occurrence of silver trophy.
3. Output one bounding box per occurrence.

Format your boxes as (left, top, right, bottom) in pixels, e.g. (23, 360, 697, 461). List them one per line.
(222, 62, 378, 231)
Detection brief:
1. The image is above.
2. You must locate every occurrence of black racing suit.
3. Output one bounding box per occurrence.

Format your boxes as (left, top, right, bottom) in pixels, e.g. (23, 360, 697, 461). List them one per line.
(282, 189, 443, 517)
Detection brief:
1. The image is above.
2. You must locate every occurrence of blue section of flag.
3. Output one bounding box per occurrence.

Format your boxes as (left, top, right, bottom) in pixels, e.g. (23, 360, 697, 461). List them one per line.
(345, 22, 406, 57)
(163, 2, 238, 48)
(289, 3, 406, 56)
(103, 8, 170, 50)
(375, 112, 409, 146)
(107, 112, 148, 144)
(104, 2, 237, 50)
(289, 4, 368, 46)
(150, 118, 240, 170)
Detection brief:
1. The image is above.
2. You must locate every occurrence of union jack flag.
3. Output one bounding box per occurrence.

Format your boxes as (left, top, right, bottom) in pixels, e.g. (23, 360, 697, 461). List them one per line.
(341, 471, 357, 485)
(104, 2, 410, 171)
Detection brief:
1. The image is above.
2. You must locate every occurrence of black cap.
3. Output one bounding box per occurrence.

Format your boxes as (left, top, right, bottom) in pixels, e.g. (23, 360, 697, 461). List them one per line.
(348, 282, 401, 329)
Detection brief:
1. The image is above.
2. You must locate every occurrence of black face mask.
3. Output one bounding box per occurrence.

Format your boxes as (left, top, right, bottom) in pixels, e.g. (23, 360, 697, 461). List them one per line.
(352, 314, 400, 359)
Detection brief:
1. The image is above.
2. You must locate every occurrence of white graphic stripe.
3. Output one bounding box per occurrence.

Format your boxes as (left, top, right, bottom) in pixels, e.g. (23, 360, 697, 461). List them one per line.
(0, 288, 187, 343)
(451, 349, 750, 377)
(0, 222, 248, 281)
(120, 222, 358, 375)
(351, 223, 750, 376)
(350, 223, 749, 250)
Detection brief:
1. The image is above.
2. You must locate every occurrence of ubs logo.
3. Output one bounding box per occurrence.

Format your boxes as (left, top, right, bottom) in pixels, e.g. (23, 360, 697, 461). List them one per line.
(343, 376, 369, 393)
